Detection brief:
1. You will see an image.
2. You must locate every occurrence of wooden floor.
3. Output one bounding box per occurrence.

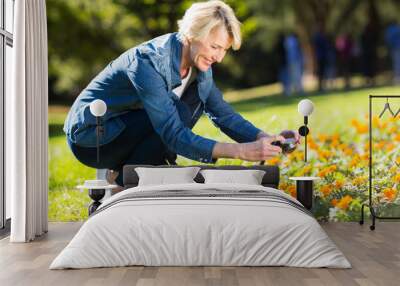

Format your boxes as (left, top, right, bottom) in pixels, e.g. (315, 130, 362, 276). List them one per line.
(0, 222, 399, 286)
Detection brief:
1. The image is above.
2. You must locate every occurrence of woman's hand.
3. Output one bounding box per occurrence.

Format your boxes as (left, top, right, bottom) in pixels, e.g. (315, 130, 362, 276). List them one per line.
(238, 135, 286, 161)
(212, 131, 300, 162)
(258, 130, 301, 144)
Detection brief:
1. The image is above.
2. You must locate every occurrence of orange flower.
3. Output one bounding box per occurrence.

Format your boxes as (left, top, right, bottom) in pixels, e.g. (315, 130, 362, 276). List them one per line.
(287, 185, 296, 197)
(309, 140, 319, 150)
(350, 155, 361, 168)
(300, 165, 313, 176)
(374, 141, 386, 150)
(357, 125, 368, 134)
(331, 139, 340, 148)
(318, 150, 332, 160)
(307, 135, 319, 150)
(318, 134, 328, 143)
(394, 174, 400, 183)
(334, 179, 344, 189)
(267, 157, 280, 165)
(352, 176, 367, 186)
(279, 182, 288, 190)
(389, 126, 397, 133)
(320, 185, 333, 197)
(338, 143, 347, 151)
(337, 195, 353, 210)
(328, 165, 337, 172)
(364, 142, 370, 152)
(395, 134, 400, 142)
(372, 116, 380, 128)
(351, 119, 360, 128)
(288, 150, 304, 161)
(318, 169, 328, 177)
(352, 120, 368, 133)
(317, 165, 336, 178)
(331, 198, 338, 207)
(343, 147, 353, 156)
(371, 116, 387, 129)
(331, 133, 340, 141)
(361, 153, 369, 161)
(383, 188, 397, 201)
(386, 143, 395, 151)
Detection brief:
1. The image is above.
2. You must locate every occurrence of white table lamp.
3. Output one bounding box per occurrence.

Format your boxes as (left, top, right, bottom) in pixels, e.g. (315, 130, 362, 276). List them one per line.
(298, 99, 314, 162)
(89, 99, 107, 163)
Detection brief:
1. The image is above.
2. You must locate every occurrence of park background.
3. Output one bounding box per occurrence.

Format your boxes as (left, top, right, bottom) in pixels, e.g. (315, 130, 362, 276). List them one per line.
(48, 0, 400, 221)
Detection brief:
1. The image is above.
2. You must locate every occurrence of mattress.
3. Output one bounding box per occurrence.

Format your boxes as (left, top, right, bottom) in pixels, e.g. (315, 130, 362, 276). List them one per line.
(50, 183, 351, 269)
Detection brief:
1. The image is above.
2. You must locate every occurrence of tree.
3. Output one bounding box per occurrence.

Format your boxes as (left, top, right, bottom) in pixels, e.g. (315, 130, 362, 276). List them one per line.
(47, 0, 399, 102)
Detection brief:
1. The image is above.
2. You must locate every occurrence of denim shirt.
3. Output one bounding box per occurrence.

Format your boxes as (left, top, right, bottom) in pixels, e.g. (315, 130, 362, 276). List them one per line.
(64, 33, 261, 163)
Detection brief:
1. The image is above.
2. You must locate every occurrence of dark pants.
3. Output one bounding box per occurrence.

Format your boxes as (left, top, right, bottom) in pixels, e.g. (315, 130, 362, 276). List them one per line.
(68, 82, 203, 186)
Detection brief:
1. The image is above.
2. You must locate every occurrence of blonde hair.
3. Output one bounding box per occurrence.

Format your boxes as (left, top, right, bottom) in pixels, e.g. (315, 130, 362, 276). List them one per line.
(177, 0, 242, 50)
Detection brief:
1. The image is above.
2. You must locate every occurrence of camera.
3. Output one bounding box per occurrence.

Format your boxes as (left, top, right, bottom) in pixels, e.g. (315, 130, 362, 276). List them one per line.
(271, 138, 297, 154)
(271, 130, 297, 154)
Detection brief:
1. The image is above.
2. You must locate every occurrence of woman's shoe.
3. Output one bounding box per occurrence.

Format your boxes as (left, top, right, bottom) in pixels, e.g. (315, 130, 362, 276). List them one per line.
(106, 169, 119, 185)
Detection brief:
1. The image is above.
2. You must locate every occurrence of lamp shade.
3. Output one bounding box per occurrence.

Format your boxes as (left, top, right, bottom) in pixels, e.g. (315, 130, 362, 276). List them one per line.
(298, 99, 314, 116)
(90, 99, 107, 117)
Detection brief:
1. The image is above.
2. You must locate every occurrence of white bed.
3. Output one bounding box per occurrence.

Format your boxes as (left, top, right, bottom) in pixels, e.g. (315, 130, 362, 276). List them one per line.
(50, 183, 351, 269)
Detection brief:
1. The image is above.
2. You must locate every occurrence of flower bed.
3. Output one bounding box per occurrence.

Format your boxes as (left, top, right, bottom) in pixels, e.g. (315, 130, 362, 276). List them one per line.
(271, 115, 400, 221)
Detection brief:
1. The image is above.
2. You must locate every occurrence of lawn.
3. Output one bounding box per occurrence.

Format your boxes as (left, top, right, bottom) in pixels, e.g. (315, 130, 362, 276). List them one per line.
(49, 84, 400, 221)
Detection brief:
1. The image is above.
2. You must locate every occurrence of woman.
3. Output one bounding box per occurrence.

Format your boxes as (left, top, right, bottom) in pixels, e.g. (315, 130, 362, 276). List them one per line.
(64, 0, 299, 186)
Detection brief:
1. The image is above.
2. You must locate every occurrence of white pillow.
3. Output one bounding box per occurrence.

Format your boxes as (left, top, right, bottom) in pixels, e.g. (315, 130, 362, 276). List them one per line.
(200, 169, 266, 185)
(135, 167, 201, 186)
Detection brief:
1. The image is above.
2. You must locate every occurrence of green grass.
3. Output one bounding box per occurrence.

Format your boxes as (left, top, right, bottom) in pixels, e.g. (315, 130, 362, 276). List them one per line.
(49, 110, 95, 221)
(49, 84, 400, 221)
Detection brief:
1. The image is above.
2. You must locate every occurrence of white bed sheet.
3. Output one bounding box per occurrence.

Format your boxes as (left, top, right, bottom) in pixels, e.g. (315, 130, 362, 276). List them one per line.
(50, 183, 351, 269)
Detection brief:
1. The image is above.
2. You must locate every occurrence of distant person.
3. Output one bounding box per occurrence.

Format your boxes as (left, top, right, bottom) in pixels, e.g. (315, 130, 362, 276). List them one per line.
(276, 34, 289, 96)
(361, 22, 379, 86)
(63, 0, 300, 186)
(312, 26, 329, 91)
(361, 3, 380, 86)
(385, 22, 400, 84)
(325, 34, 337, 89)
(336, 34, 353, 89)
(285, 33, 304, 95)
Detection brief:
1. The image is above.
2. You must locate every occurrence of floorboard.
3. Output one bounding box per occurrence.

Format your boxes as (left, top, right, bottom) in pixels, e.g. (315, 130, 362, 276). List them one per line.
(0, 222, 399, 286)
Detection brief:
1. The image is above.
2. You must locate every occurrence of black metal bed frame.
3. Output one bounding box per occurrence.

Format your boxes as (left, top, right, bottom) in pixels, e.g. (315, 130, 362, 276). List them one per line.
(360, 95, 400, 230)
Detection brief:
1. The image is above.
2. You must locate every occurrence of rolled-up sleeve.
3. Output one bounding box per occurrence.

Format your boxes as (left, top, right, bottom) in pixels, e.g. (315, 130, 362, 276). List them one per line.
(127, 59, 217, 163)
(205, 82, 261, 143)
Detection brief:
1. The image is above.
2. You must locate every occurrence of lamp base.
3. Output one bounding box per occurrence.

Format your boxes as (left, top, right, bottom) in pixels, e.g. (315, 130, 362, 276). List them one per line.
(296, 180, 313, 210)
(289, 177, 320, 210)
(88, 188, 105, 215)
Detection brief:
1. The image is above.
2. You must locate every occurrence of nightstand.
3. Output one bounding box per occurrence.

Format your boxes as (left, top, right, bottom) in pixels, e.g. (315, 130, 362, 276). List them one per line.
(77, 180, 119, 215)
(289, 177, 320, 210)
